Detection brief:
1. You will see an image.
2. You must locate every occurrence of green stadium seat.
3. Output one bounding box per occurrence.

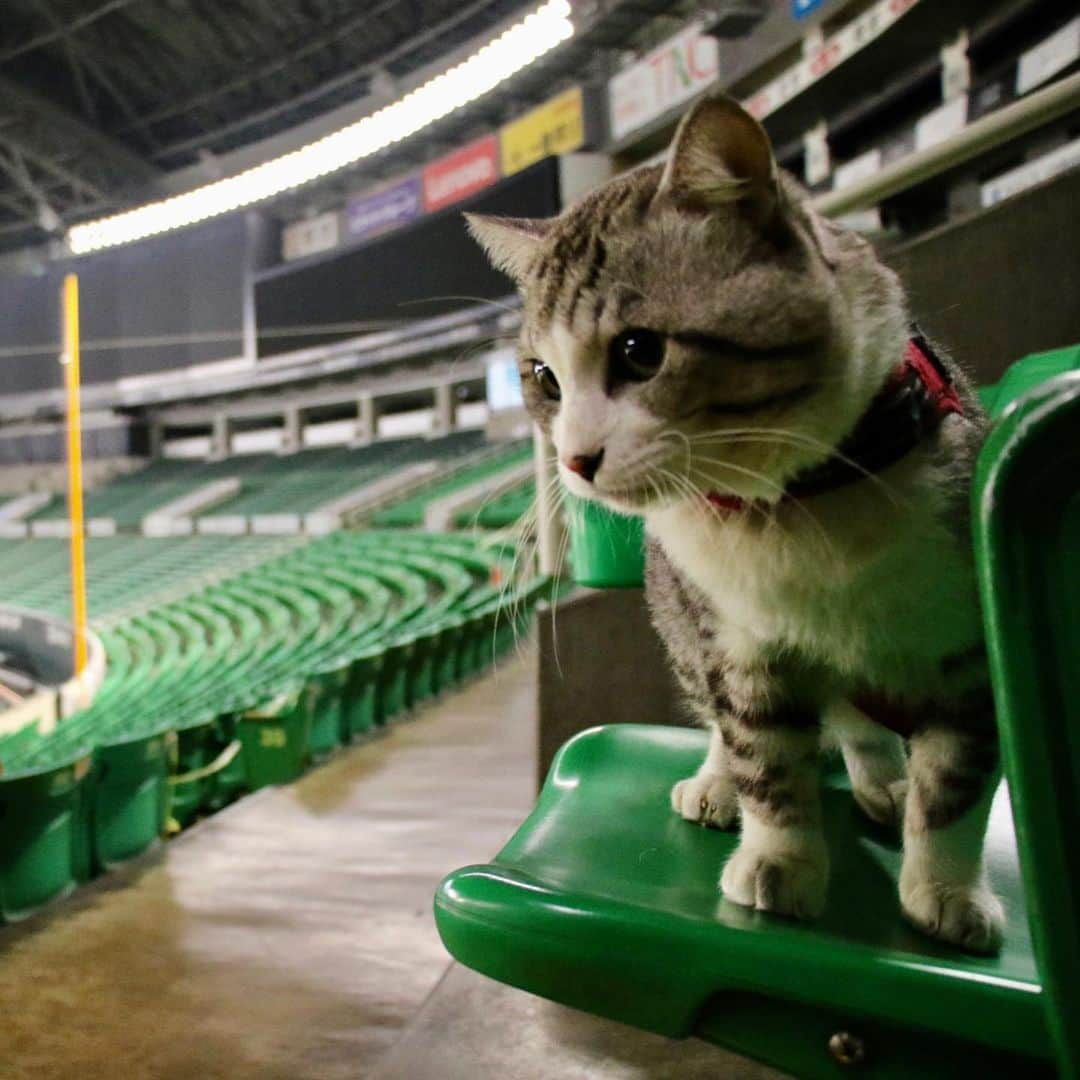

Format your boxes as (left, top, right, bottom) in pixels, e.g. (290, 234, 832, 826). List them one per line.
(435, 349, 1080, 1078)
(0, 470, 544, 921)
(973, 367, 1080, 1075)
(0, 758, 88, 921)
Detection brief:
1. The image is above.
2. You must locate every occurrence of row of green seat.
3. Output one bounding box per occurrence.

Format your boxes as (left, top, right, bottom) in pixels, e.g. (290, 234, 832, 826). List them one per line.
(0, 534, 296, 620)
(208, 432, 486, 518)
(26, 456, 265, 528)
(454, 477, 537, 530)
(372, 440, 533, 528)
(24, 429, 491, 531)
(0, 528, 548, 923)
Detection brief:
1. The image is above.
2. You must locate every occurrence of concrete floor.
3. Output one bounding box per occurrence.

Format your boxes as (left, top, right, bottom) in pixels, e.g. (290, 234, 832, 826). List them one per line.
(0, 653, 537, 1080)
(0, 645, 783, 1079)
(374, 963, 786, 1080)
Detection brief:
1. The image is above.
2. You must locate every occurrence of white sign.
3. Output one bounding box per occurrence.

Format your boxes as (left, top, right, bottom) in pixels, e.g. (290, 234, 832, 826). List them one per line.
(609, 24, 719, 141)
(981, 135, 1080, 208)
(940, 31, 971, 101)
(1016, 16, 1080, 96)
(744, 0, 921, 121)
(803, 121, 831, 186)
(833, 148, 881, 191)
(281, 211, 340, 262)
(914, 94, 968, 152)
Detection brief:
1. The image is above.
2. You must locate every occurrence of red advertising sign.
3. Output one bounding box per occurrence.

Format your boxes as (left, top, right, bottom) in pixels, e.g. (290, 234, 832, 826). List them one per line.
(422, 135, 500, 213)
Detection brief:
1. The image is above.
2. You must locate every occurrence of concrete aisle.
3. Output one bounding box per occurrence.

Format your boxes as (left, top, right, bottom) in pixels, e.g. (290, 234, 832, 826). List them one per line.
(0, 650, 539, 1080)
(0, 643, 787, 1080)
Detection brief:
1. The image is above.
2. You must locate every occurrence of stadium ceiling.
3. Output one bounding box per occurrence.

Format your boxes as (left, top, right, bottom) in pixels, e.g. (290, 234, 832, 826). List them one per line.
(0, 0, 695, 255)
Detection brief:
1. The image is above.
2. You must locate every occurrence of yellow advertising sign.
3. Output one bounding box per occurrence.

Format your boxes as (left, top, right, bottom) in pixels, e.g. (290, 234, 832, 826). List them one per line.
(500, 87, 584, 176)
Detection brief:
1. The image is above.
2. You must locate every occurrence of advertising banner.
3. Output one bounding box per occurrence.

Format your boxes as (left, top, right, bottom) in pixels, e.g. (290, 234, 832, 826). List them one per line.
(743, 0, 920, 121)
(345, 174, 422, 241)
(281, 210, 340, 262)
(422, 135, 500, 212)
(500, 86, 584, 176)
(608, 24, 719, 141)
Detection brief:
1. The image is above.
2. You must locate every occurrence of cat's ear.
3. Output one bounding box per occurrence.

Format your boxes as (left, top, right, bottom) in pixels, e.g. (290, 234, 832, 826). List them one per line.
(658, 93, 781, 228)
(465, 213, 550, 282)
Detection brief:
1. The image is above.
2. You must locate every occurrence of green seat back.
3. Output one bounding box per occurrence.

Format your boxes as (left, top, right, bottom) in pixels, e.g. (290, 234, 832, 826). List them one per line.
(974, 368, 1080, 1075)
(982, 344, 1080, 419)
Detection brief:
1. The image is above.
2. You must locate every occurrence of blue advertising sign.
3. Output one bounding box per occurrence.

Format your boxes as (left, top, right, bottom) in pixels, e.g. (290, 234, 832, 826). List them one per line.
(345, 174, 422, 241)
(792, 0, 825, 18)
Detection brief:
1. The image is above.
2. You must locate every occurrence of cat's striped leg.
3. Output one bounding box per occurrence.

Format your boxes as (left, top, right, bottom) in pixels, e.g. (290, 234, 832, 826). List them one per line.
(900, 688, 1004, 953)
(718, 700, 828, 920)
(671, 720, 738, 829)
(828, 701, 908, 829)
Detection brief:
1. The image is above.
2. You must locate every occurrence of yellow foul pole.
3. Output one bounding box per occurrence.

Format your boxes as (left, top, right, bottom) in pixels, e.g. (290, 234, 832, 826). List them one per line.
(62, 274, 88, 676)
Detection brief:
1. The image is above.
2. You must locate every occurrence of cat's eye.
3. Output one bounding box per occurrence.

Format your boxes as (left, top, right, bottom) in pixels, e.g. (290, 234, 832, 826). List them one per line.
(610, 328, 665, 382)
(531, 360, 561, 402)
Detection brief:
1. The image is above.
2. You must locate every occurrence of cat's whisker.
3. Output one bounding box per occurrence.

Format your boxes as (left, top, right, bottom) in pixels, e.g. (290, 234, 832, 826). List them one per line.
(683, 453, 839, 557)
(680, 428, 910, 510)
(547, 498, 574, 680)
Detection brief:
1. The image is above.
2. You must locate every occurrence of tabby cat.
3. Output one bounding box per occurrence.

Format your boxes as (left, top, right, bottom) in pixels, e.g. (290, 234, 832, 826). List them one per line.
(467, 93, 1003, 952)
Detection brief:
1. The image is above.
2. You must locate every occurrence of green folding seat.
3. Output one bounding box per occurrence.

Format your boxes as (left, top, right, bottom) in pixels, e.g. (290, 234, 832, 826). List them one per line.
(427, 618, 460, 696)
(0, 755, 90, 921)
(378, 636, 415, 722)
(986, 344, 1079, 418)
(168, 712, 224, 827)
(91, 727, 170, 869)
(435, 352, 1080, 1079)
(207, 713, 247, 809)
(306, 660, 351, 758)
(234, 682, 311, 790)
(343, 646, 385, 739)
(973, 366, 1080, 1074)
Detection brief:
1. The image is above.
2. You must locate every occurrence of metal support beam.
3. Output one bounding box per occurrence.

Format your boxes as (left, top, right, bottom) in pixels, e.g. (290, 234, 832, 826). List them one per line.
(0, 128, 107, 203)
(281, 405, 303, 454)
(433, 383, 456, 435)
(210, 414, 231, 460)
(354, 395, 376, 445)
(148, 0, 496, 162)
(0, 0, 140, 64)
(0, 74, 160, 186)
(0, 146, 61, 229)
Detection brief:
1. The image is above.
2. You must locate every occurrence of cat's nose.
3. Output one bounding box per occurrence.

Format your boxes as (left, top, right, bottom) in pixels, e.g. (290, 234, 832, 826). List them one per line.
(564, 449, 604, 483)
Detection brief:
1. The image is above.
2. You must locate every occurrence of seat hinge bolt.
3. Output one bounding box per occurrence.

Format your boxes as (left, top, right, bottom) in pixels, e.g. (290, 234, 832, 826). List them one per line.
(828, 1031, 867, 1067)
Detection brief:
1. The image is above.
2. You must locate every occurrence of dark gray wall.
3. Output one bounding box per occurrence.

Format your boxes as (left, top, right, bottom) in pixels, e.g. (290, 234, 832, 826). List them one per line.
(0, 212, 264, 394)
(253, 158, 562, 358)
(887, 167, 1080, 384)
(536, 589, 683, 787)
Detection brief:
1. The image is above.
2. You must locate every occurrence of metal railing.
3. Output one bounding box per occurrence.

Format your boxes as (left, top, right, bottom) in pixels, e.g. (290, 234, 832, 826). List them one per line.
(813, 70, 1080, 218)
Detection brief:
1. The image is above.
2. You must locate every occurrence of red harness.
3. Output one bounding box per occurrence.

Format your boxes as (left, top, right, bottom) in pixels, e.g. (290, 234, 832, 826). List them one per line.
(705, 334, 963, 514)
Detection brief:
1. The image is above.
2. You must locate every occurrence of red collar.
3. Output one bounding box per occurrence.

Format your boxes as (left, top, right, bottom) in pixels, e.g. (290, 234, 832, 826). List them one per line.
(705, 333, 963, 514)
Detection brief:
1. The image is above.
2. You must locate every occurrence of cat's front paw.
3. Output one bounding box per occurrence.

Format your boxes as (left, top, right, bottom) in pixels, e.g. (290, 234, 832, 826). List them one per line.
(720, 840, 828, 919)
(671, 772, 738, 829)
(900, 878, 1004, 954)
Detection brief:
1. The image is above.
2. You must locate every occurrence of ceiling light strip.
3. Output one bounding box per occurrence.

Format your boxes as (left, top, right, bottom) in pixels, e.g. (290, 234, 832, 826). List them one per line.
(67, 0, 574, 255)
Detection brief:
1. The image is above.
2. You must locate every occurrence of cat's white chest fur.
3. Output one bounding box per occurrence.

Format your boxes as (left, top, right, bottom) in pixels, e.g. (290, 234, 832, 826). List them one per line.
(646, 498, 982, 695)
